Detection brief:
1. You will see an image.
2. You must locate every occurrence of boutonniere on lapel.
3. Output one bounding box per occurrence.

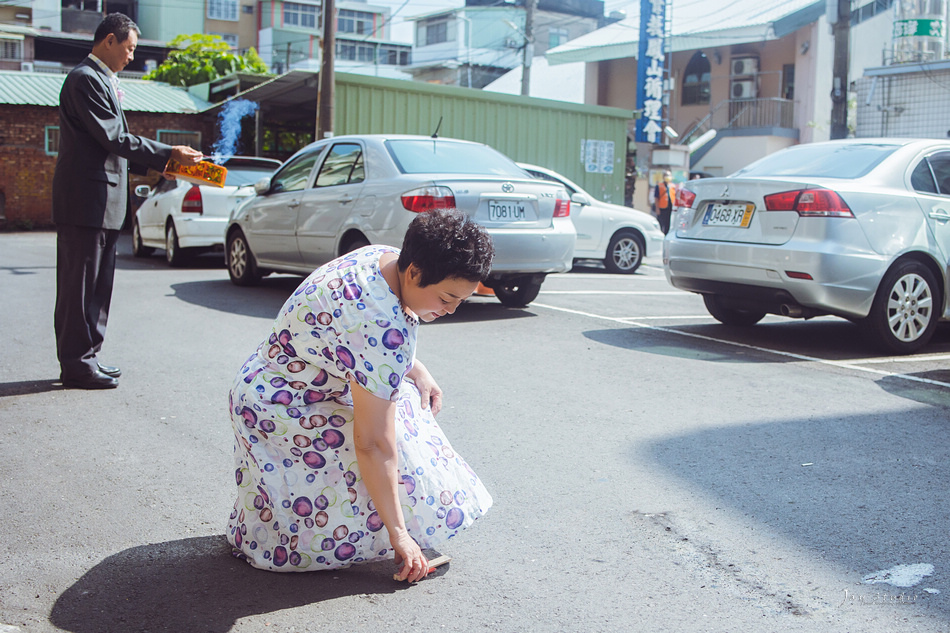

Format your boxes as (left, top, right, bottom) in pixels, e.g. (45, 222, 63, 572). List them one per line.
(116, 88, 124, 103)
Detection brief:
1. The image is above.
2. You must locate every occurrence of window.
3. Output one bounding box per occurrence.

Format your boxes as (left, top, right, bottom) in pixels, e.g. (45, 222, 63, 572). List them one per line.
(1, 40, 22, 60)
(782, 63, 795, 100)
(270, 149, 321, 193)
(208, 0, 238, 21)
(338, 9, 374, 35)
(681, 51, 711, 106)
(417, 17, 453, 46)
(45, 126, 60, 156)
(385, 139, 525, 177)
(284, 2, 317, 28)
(157, 130, 201, 149)
(357, 43, 375, 63)
(214, 33, 239, 49)
(548, 27, 568, 49)
(336, 42, 356, 61)
(913, 152, 950, 195)
(315, 144, 364, 187)
(242, 4, 254, 14)
(379, 44, 410, 65)
(734, 143, 897, 179)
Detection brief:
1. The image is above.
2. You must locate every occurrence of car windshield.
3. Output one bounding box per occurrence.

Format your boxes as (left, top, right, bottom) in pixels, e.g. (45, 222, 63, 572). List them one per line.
(226, 166, 279, 187)
(385, 140, 527, 177)
(732, 143, 899, 179)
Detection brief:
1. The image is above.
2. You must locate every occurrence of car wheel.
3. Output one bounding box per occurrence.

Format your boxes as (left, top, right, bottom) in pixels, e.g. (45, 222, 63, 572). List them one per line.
(132, 220, 154, 258)
(703, 294, 766, 326)
(494, 280, 542, 308)
(862, 261, 940, 354)
(342, 235, 370, 255)
(165, 223, 189, 267)
(604, 231, 644, 274)
(227, 230, 262, 286)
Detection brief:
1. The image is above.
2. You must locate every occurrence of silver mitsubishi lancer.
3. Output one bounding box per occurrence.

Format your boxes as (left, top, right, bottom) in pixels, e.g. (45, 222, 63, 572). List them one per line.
(664, 138, 950, 354)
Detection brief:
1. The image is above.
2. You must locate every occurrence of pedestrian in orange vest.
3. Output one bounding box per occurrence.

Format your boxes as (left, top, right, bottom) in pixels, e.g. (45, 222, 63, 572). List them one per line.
(651, 170, 676, 234)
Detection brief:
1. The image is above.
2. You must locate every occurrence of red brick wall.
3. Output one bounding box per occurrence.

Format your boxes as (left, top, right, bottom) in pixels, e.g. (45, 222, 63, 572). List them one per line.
(0, 104, 215, 228)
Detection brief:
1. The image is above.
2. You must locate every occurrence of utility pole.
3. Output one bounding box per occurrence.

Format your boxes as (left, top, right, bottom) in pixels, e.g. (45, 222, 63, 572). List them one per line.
(521, 0, 536, 96)
(317, 0, 336, 139)
(829, 0, 850, 139)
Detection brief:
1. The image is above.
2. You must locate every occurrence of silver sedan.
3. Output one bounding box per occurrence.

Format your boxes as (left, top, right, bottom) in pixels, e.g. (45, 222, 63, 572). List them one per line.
(664, 138, 950, 354)
(226, 134, 576, 307)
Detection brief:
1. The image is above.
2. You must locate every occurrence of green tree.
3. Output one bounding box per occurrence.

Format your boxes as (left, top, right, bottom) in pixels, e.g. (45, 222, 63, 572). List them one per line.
(143, 34, 271, 87)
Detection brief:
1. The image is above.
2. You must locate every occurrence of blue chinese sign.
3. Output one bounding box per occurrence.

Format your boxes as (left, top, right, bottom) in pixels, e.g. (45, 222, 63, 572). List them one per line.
(636, 0, 667, 144)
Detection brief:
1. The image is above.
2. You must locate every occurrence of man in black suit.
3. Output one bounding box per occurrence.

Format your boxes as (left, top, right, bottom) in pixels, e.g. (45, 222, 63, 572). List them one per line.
(53, 13, 202, 389)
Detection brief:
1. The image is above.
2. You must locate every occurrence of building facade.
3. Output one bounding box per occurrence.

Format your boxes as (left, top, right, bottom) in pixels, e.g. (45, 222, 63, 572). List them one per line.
(257, 0, 411, 78)
(408, 0, 603, 89)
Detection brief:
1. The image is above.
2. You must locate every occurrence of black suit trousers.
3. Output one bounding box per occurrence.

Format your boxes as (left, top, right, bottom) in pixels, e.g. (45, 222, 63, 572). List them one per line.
(54, 225, 119, 378)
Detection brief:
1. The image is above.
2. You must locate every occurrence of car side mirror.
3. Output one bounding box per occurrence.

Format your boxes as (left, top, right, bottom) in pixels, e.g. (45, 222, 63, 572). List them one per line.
(253, 177, 272, 195)
(134, 184, 151, 197)
(571, 192, 592, 206)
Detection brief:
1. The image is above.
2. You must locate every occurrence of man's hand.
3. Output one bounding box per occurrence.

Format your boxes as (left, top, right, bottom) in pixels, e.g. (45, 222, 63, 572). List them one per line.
(170, 146, 202, 166)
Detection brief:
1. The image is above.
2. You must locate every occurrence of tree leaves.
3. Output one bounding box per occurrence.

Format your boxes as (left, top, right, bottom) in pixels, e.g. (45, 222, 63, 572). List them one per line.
(143, 33, 271, 87)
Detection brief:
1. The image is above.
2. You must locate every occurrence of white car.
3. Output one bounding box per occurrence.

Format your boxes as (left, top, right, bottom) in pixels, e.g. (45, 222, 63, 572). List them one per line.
(226, 135, 577, 307)
(132, 156, 282, 266)
(518, 163, 664, 274)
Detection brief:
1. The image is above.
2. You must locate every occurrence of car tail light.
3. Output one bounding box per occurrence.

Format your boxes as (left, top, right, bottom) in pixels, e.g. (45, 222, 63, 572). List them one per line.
(676, 188, 697, 208)
(763, 188, 853, 217)
(401, 186, 456, 213)
(181, 185, 203, 214)
(553, 195, 570, 217)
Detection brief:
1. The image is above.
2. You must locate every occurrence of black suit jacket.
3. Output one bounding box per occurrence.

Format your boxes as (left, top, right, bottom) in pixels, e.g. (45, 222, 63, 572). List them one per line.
(52, 57, 174, 230)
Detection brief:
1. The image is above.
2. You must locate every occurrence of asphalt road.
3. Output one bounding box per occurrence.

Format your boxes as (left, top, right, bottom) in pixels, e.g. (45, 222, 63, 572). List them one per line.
(2, 232, 949, 633)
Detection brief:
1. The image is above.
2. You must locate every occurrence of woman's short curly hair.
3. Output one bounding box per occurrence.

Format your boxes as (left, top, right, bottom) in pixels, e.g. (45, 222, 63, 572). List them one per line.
(397, 209, 494, 287)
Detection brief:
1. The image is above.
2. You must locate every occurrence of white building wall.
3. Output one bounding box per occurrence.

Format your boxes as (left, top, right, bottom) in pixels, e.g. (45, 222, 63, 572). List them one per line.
(32, 0, 60, 31)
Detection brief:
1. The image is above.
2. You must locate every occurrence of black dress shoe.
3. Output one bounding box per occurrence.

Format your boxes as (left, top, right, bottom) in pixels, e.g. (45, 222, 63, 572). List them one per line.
(62, 369, 119, 390)
(97, 363, 122, 378)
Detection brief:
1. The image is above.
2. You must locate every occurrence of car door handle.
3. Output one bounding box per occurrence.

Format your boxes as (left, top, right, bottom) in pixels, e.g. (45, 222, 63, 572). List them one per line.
(339, 195, 354, 204)
(287, 200, 300, 208)
(931, 208, 950, 222)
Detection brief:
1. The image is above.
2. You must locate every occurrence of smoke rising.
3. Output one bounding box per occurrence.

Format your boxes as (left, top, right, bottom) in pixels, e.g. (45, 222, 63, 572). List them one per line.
(211, 98, 260, 163)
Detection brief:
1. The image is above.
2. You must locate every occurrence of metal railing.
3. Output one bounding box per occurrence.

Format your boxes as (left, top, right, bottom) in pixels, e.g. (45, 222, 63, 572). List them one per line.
(682, 97, 795, 146)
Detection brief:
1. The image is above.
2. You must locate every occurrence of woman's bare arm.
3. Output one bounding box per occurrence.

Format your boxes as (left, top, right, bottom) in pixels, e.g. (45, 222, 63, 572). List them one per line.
(350, 379, 429, 582)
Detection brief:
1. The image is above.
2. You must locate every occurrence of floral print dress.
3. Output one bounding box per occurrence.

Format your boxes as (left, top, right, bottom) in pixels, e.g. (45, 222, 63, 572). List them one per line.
(227, 245, 492, 571)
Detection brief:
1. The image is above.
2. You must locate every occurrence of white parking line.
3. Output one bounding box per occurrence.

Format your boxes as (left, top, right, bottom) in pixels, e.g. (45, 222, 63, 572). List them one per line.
(533, 302, 950, 389)
(539, 290, 685, 295)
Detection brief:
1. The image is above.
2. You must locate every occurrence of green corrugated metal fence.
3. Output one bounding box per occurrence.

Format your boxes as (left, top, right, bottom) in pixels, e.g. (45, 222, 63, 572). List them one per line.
(333, 73, 632, 205)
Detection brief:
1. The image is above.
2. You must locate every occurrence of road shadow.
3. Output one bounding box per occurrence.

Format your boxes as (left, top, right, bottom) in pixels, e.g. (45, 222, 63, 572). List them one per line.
(644, 408, 950, 614)
(115, 251, 227, 272)
(584, 319, 950, 362)
(0, 264, 56, 276)
(876, 372, 950, 409)
(0, 379, 61, 397)
(168, 277, 302, 319)
(424, 298, 539, 325)
(49, 535, 432, 633)
(167, 279, 538, 323)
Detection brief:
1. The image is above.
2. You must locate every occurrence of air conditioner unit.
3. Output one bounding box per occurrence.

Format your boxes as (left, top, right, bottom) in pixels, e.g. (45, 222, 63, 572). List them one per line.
(20, 61, 34, 72)
(731, 57, 758, 76)
(731, 79, 757, 100)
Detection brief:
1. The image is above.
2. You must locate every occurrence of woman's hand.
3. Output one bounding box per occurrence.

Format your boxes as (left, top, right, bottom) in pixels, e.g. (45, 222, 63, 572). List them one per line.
(391, 529, 430, 583)
(406, 360, 443, 415)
